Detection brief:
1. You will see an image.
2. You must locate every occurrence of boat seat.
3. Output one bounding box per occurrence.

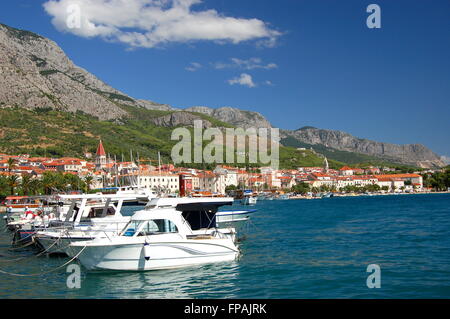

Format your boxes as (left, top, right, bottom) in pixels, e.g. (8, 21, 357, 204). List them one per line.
(124, 228, 135, 237)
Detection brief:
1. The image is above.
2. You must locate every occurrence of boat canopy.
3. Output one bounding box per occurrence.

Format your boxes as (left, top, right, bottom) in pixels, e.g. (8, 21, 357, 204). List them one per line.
(141, 197, 234, 231)
(177, 200, 232, 231)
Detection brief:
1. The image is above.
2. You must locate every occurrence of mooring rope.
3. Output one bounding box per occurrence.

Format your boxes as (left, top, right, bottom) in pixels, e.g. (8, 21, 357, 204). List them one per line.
(11, 229, 38, 246)
(8, 239, 36, 251)
(0, 235, 69, 263)
(0, 245, 87, 277)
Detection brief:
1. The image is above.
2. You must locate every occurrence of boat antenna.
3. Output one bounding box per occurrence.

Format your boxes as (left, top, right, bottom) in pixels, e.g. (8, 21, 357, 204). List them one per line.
(138, 153, 141, 188)
(158, 152, 162, 177)
(114, 155, 118, 187)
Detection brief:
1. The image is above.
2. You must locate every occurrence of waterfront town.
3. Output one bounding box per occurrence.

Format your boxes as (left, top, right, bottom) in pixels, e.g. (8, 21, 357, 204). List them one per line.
(1, 140, 446, 199)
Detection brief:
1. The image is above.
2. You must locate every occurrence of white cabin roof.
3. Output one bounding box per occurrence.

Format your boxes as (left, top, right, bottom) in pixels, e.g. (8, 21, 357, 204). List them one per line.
(145, 197, 234, 208)
(57, 194, 142, 200)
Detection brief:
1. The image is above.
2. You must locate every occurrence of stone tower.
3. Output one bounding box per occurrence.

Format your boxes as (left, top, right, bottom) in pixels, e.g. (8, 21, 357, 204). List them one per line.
(95, 140, 107, 171)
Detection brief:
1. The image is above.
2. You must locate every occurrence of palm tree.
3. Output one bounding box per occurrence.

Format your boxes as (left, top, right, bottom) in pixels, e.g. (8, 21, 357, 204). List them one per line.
(84, 175, 94, 193)
(7, 158, 16, 173)
(8, 175, 20, 195)
(0, 175, 9, 196)
(42, 172, 58, 195)
(29, 178, 42, 195)
(20, 174, 33, 195)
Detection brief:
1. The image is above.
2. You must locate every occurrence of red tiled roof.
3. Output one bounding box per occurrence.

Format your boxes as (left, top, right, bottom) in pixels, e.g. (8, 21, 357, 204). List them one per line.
(374, 174, 421, 179)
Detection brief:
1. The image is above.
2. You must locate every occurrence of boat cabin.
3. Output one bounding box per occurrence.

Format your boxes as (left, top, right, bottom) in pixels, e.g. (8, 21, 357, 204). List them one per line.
(122, 197, 234, 237)
(55, 194, 140, 225)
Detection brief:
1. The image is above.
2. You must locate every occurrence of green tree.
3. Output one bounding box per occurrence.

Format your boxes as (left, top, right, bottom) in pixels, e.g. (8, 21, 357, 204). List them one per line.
(20, 174, 33, 195)
(84, 175, 94, 193)
(29, 178, 42, 195)
(0, 176, 9, 198)
(7, 158, 17, 173)
(8, 175, 20, 195)
(291, 182, 311, 194)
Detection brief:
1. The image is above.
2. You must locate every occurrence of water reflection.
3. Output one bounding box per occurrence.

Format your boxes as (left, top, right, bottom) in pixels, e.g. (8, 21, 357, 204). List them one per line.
(82, 262, 241, 299)
(2, 195, 450, 298)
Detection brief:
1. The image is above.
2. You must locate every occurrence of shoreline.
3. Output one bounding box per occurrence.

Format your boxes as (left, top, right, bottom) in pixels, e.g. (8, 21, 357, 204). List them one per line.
(289, 191, 450, 200)
(1, 191, 449, 213)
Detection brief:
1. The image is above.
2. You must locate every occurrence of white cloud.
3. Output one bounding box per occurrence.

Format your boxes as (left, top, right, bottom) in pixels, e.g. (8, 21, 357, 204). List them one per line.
(228, 73, 256, 88)
(185, 62, 202, 72)
(264, 80, 274, 86)
(213, 57, 277, 70)
(43, 0, 281, 48)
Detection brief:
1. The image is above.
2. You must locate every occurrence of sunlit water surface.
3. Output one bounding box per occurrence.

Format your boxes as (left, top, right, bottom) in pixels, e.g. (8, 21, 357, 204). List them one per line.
(1, 193, 450, 298)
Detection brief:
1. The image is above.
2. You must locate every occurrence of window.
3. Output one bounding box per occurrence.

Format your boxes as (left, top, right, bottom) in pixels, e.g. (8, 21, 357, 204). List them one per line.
(138, 219, 178, 236)
(122, 221, 143, 237)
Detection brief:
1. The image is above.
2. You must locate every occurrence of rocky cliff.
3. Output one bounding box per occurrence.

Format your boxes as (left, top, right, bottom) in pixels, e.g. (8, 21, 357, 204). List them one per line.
(149, 112, 212, 128)
(0, 23, 173, 121)
(282, 127, 445, 168)
(185, 106, 272, 129)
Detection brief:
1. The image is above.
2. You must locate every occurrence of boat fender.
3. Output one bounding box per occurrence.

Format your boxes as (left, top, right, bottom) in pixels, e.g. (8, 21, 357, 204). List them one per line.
(25, 212, 35, 220)
(144, 242, 151, 261)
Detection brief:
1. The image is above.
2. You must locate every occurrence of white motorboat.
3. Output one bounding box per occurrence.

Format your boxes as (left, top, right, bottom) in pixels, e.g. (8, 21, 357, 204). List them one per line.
(34, 194, 139, 254)
(115, 186, 156, 206)
(216, 209, 257, 229)
(241, 196, 257, 205)
(70, 197, 240, 271)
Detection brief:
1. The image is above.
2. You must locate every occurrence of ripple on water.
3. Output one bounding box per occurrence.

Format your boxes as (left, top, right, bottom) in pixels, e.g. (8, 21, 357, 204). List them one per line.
(0, 193, 450, 298)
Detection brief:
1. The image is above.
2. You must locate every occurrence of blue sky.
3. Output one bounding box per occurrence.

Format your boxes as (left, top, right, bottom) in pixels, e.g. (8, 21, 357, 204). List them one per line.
(1, 0, 449, 158)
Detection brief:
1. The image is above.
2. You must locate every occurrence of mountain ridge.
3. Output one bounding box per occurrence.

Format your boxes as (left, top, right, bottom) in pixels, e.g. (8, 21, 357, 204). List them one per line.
(281, 127, 445, 168)
(0, 22, 444, 168)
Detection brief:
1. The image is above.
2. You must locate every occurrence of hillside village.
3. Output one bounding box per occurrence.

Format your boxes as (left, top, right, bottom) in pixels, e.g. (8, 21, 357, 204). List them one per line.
(1, 140, 443, 198)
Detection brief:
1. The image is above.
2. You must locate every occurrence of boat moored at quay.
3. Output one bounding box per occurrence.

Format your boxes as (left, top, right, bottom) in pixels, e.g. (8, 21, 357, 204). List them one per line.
(69, 197, 240, 271)
(0, 193, 257, 273)
(34, 194, 140, 254)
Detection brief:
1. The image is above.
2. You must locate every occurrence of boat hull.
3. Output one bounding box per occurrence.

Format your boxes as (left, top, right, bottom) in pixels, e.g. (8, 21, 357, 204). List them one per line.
(74, 240, 239, 271)
(35, 234, 95, 255)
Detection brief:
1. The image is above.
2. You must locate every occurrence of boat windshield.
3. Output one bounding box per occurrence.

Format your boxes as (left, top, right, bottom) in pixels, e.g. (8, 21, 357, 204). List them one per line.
(122, 221, 144, 237)
(137, 219, 178, 236)
(121, 219, 178, 237)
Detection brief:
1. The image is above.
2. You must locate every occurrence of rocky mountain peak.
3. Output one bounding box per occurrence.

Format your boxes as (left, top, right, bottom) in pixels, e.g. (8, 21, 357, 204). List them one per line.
(185, 106, 272, 129)
(282, 127, 445, 168)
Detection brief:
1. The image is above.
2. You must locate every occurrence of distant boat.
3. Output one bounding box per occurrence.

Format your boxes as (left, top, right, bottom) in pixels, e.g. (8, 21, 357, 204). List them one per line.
(241, 196, 257, 205)
(257, 194, 267, 201)
(240, 189, 257, 205)
(2, 196, 45, 214)
(216, 209, 257, 230)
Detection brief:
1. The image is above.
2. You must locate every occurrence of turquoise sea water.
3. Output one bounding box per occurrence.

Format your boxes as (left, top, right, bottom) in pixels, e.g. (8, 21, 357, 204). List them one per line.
(1, 193, 450, 299)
